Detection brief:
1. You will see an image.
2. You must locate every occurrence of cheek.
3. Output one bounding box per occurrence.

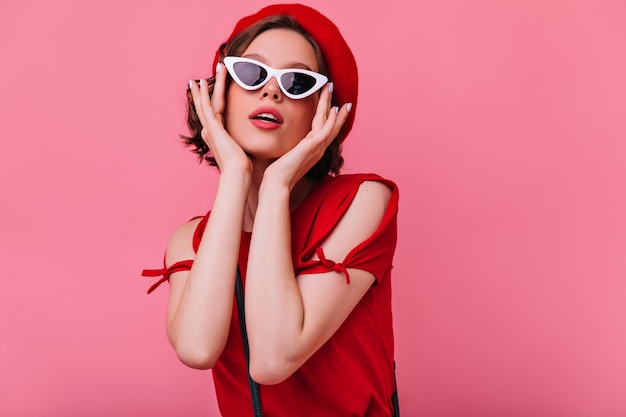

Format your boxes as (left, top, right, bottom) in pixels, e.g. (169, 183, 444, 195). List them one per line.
(292, 108, 315, 136)
(298, 98, 319, 126)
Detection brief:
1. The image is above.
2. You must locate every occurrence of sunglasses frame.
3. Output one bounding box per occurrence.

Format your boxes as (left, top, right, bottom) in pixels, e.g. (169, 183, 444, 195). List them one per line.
(223, 56, 329, 99)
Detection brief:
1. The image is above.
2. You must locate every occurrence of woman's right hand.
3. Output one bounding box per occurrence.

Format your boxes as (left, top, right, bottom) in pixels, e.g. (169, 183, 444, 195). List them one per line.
(189, 64, 252, 175)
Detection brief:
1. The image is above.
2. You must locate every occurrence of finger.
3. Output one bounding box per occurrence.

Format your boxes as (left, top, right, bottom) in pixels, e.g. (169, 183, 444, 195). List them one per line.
(198, 77, 216, 124)
(311, 105, 339, 145)
(189, 79, 209, 128)
(211, 62, 227, 119)
(311, 82, 333, 132)
(326, 103, 351, 144)
(315, 102, 349, 148)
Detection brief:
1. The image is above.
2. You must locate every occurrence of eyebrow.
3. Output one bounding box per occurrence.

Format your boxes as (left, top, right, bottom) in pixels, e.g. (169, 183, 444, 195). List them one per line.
(242, 53, 313, 71)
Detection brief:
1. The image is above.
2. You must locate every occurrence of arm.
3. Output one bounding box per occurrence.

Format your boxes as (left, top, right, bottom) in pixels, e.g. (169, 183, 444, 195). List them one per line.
(246, 179, 391, 384)
(165, 170, 249, 369)
(165, 65, 252, 370)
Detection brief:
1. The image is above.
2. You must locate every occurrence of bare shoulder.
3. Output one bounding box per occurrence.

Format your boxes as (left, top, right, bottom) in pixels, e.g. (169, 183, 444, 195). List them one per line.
(353, 180, 392, 207)
(165, 217, 203, 267)
(343, 180, 392, 227)
(320, 180, 392, 259)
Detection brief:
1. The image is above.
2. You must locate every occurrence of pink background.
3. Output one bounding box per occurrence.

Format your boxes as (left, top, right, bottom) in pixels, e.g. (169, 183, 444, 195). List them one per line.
(1, 0, 625, 416)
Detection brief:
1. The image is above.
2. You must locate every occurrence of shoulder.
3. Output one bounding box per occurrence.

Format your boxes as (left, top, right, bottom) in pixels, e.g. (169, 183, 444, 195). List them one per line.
(332, 174, 398, 241)
(327, 174, 397, 209)
(320, 177, 394, 255)
(296, 173, 397, 237)
(165, 216, 204, 268)
(340, 180, 393, 232)
(326, 173, 397, 194)
(349, 180, 392, 211)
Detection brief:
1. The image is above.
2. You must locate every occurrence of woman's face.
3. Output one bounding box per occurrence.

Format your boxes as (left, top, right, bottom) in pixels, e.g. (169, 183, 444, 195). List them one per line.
(223, 28, 321, 160)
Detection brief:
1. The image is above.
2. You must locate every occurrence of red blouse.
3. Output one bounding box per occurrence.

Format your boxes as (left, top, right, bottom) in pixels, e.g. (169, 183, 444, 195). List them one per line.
(143, 173, 399, 417)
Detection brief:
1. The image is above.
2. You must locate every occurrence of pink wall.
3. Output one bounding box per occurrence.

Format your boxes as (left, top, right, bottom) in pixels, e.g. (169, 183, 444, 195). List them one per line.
(1, 1, 625, 416)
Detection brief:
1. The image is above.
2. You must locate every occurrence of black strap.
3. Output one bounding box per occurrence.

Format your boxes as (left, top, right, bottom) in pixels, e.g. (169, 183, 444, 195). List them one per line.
(235, 266, 262, 417)
(391, 361, 400, 417)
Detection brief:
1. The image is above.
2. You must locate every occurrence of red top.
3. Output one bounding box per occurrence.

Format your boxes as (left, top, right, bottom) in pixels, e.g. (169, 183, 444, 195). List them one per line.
(143, 173, 399, 417)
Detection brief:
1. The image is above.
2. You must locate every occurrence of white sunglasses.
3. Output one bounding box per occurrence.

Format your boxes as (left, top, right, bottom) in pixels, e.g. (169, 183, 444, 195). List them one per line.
(223, 56, 329, 99)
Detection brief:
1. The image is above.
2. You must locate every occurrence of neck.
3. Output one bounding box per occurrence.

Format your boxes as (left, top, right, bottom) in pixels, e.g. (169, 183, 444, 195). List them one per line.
(241, 158, 317, 232)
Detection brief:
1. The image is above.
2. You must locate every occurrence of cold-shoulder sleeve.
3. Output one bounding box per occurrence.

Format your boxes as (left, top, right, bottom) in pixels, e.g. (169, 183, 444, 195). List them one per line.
(295, 174, 399, 284)
(141, 214, 208, 294)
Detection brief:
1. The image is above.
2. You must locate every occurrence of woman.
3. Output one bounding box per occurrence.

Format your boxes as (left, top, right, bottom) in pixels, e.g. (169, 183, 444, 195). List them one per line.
(143, 4, 399, 416)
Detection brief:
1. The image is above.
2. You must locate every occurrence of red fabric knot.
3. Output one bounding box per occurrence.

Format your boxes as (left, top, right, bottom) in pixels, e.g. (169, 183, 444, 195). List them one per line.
(142, 268, 170, 294)
(315, 248, 351, 284)
(141, 260, 194, 294)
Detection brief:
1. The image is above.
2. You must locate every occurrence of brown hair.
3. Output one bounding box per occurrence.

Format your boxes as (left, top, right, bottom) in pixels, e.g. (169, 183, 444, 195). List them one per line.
(180, 14, 344, 179)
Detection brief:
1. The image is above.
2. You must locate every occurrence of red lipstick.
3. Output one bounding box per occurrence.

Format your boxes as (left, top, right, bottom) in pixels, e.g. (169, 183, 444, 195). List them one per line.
(249, 107, 283, 130)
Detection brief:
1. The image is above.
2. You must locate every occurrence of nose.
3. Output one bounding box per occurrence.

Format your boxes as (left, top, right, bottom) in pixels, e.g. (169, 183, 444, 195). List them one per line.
(259, 76, 283, 101)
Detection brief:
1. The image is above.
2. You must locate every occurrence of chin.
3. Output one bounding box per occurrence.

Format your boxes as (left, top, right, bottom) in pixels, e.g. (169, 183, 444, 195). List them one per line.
(229, 123, 305, 158)
(239, 136, 298, 160)
(244, 148, 288, 161)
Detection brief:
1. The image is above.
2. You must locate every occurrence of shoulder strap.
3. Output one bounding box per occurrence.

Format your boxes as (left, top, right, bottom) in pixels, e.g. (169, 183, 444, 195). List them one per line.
(392, 361, 400, 416)
(235, 266, 262, 417)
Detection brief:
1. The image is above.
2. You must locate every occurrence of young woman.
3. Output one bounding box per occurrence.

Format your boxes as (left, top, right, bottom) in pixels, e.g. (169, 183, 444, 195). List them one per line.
(143, 4, 399, 416)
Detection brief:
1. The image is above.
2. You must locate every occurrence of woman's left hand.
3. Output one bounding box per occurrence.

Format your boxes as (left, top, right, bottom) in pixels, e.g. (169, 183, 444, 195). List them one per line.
(263, 83, 351, 190)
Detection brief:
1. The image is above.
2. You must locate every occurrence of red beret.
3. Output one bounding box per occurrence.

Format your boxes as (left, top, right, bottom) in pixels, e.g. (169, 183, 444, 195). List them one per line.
(212, 3, 358, 141)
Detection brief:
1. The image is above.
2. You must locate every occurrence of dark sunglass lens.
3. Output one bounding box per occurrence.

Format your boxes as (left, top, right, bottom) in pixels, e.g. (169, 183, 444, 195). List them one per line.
(281, 72, 316, 95)
(233, 62, 267, 87)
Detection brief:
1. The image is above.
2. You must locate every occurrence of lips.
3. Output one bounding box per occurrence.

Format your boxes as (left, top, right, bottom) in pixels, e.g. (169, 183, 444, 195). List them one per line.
(249, 107, 284, 125)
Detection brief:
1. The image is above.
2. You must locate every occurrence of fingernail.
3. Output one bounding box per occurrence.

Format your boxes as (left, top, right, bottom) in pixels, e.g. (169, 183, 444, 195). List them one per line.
(328, 82, 334, 94)
(334, 107, 339, 114)
(347, 103, 353, 113)
(189, 79, 193, 89)
(216, 62, 222, 73)
(199, 79, 204, 87)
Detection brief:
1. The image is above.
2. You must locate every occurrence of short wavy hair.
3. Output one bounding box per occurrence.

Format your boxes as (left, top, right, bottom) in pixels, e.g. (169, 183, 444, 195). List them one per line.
(181, 14, 344, 180)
